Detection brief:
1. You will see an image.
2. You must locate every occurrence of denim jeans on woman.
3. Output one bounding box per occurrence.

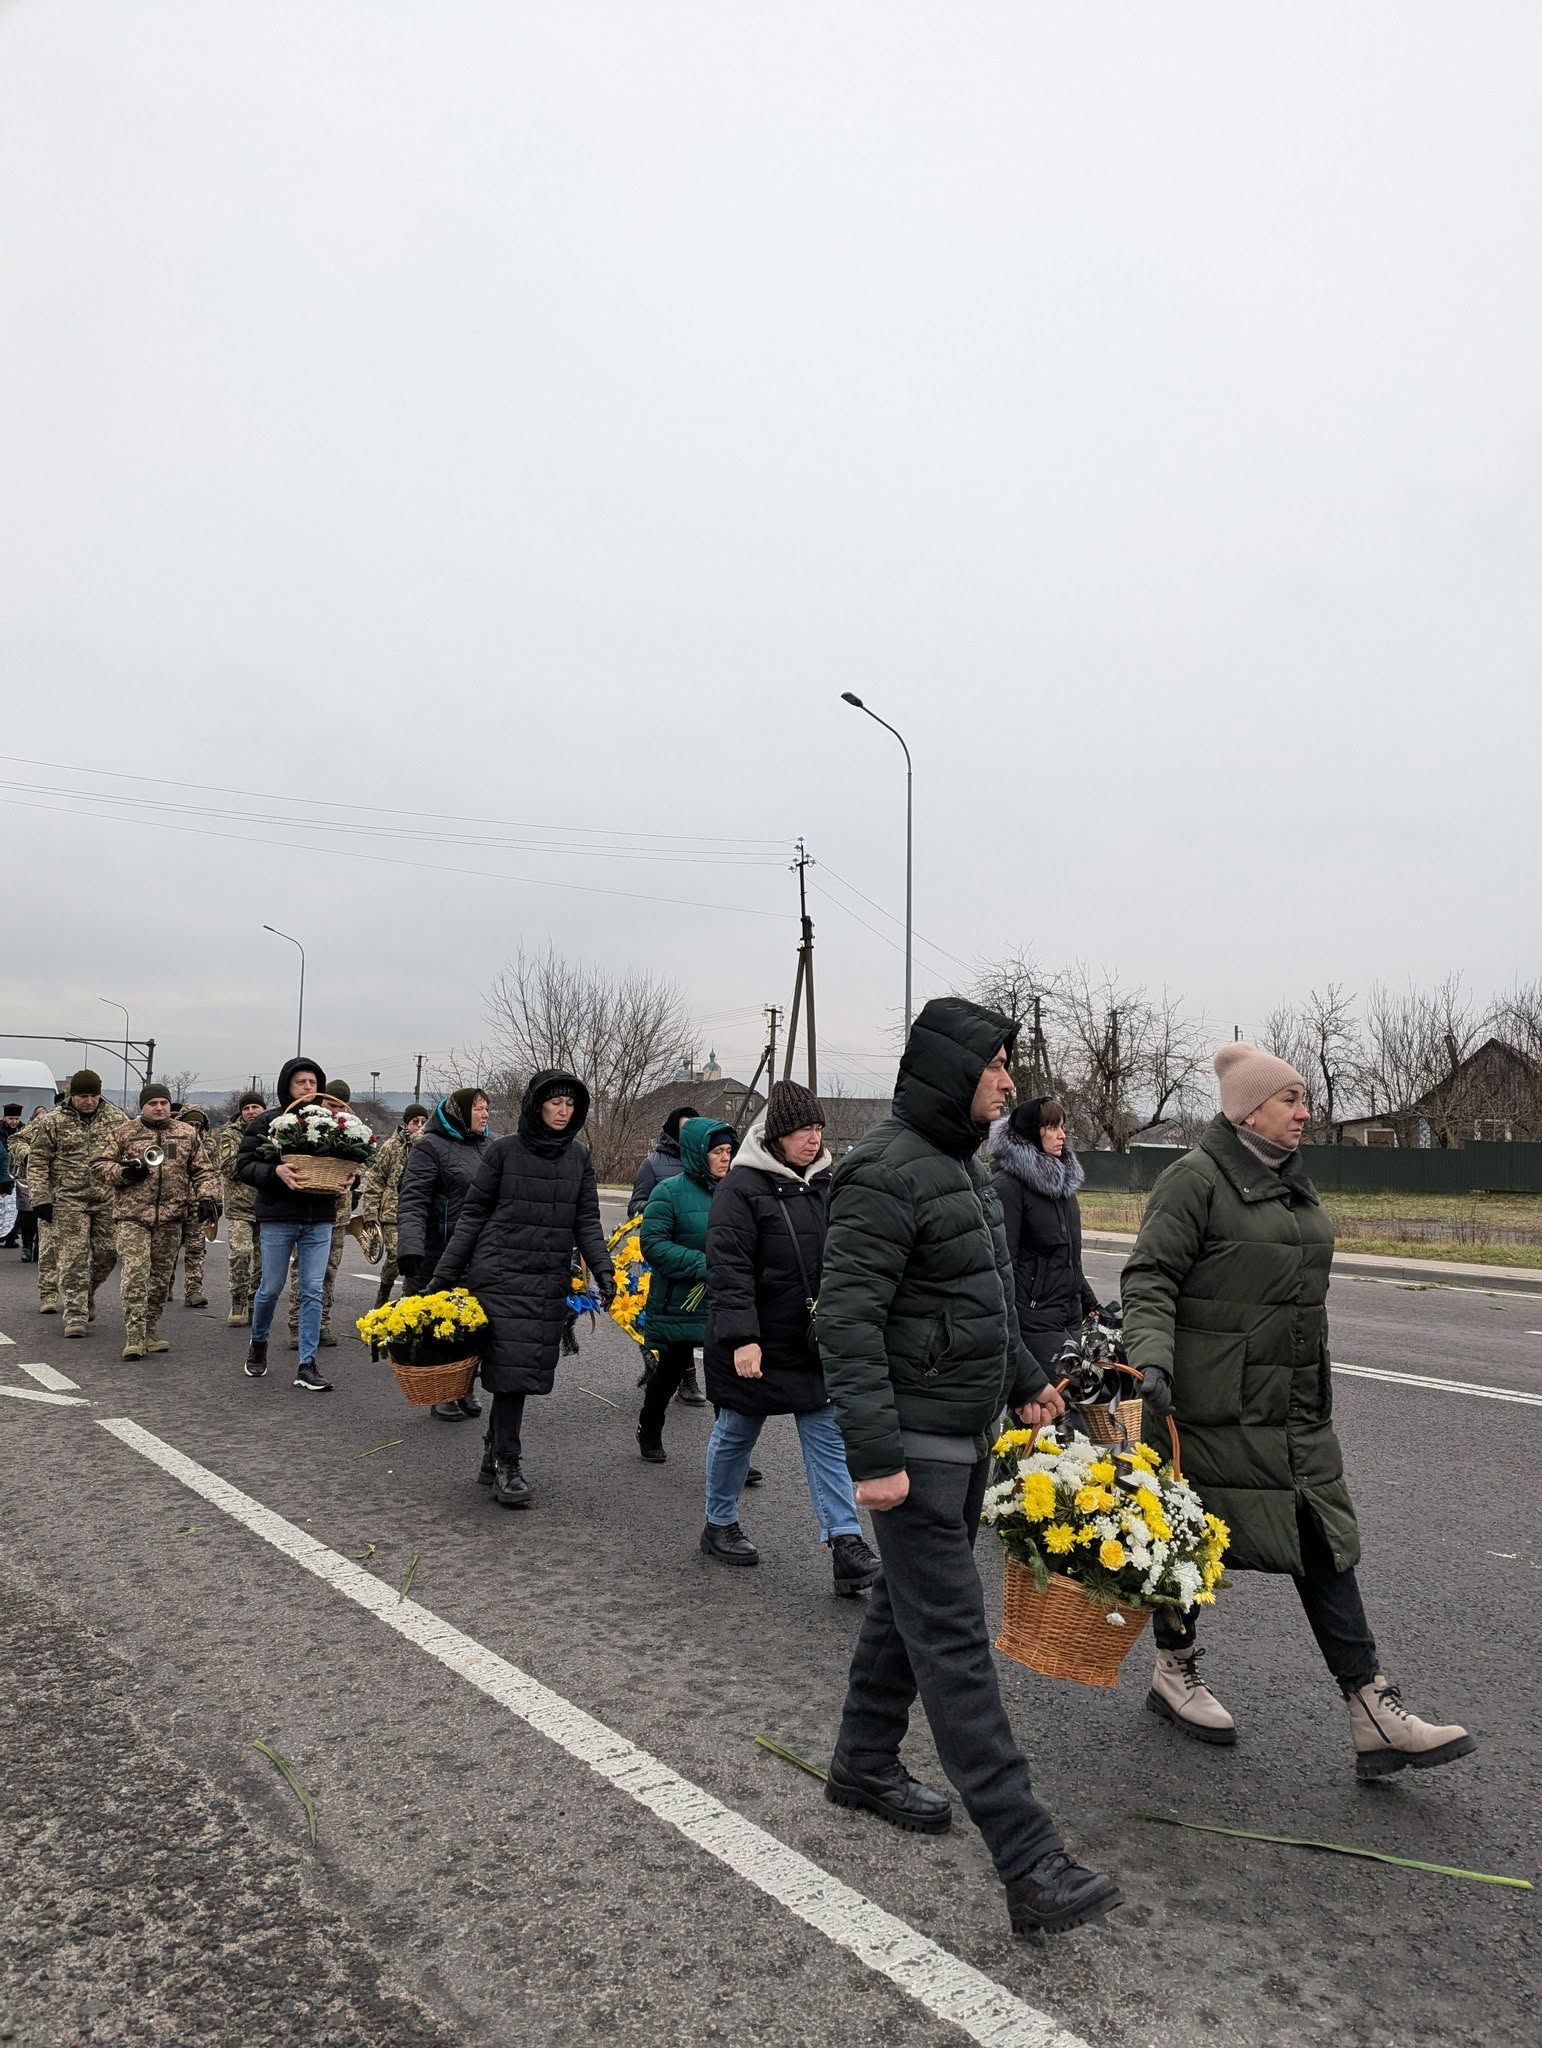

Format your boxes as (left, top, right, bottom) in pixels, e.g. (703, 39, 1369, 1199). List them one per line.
(253, 1220, 332, 1360)
(705, 1403, 861, 1540)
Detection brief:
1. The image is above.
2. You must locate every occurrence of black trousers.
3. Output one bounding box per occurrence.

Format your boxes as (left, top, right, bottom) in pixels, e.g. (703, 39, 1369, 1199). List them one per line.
(835, 1453, 1064, 1884)
(17, 1209, 38, 1258)
(1154, 1497, 1379, 1690)
(638, 1342, 696, 1435)
(489, 1391, 527, 1462)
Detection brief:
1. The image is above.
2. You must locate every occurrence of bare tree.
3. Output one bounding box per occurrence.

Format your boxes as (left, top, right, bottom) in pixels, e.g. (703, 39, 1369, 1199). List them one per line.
(970, 949, 1059, 1096)
(1057, 967, 1208, 1151)
(165, 1067, 200, 1105)
(426, 1043, 526, 1133)
(482, 946, 692, 1180)
(1263, 986, 1363, 1137)
(1364, 975, 1485, 1143)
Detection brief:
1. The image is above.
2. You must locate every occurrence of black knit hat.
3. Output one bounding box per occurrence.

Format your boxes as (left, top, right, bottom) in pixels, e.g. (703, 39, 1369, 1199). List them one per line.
(2, 1104, 22, 1117)
(764, 1079, 825, 1144)
(662, 1105, 699, 1141)
(140, 1081, 172, 1109)
(238, 1089, 266, 1111)
(403, 1103, 429, 1122)
(68, 1069, 103, 1096)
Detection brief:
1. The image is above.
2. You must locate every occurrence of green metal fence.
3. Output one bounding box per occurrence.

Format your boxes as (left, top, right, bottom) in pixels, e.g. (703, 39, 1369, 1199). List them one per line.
(1080, 1142, 1542, 1195)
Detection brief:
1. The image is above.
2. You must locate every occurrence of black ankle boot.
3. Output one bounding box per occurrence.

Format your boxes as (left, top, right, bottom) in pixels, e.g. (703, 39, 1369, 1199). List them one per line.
(244, 1339, 269, 1379)
(637, 1425, 667, 1464)
(1004, 1851, 1121, 1936)
(493, 1458, 531, 1508)
(824, 1755, 950, 1833)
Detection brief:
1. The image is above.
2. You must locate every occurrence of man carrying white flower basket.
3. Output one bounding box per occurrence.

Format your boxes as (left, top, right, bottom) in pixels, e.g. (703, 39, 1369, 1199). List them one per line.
(237, 1056, 373, 1391)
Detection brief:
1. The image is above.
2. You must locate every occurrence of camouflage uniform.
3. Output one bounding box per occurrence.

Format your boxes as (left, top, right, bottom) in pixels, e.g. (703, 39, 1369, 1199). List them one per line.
(97, 1116, 220, 1353)
(8, 1117, 58, 1307)
(215, 1119, 262, 1322)
(360, 1126, 419, 1307)
(174, 1108, 215, 1304)
(28, 1100, 129, 1332)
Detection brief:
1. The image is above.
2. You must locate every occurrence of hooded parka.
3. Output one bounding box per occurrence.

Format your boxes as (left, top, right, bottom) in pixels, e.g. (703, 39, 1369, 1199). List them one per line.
(396, 1094, 491, 1273)
(235, 1058, 341, 1226)
(639, 1117, 735, 1347)
(628, 1116, 691, 1215)
(704, 1120, 832, 1416)
(431, 1070, 613, 1397)
(1120, 1114, 1360, 1576)
(818, 997, 1049, 1483)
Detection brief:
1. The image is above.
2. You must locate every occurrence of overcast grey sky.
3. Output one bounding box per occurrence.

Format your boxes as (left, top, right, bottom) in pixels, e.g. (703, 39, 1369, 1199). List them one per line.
(3, 2, 1538, 1100)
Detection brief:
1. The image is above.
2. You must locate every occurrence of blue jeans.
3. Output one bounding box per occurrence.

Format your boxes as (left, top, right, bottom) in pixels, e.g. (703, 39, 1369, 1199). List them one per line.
(705, 1404, 862, 1542)
(253, 1221, 332, 1359)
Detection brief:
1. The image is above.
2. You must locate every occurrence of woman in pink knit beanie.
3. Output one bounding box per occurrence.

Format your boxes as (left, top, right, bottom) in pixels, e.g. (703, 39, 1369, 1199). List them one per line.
(1116, 1046, 1473, 1781)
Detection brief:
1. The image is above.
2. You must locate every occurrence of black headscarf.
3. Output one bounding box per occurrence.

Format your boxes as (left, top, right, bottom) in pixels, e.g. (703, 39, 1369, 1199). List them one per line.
(518, 1068, 591, 1159)
(661, 1105, 699, 1143)
(1009, 1098, 1049, 1149)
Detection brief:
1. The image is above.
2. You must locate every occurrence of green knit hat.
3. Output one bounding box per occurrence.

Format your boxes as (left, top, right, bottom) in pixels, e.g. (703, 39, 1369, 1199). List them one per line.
(238, 1089, 266, 1111)
(68, 1069, 102, 1096)
(140, 1081, 172, 1110)
(329, 1079, 352, 1101)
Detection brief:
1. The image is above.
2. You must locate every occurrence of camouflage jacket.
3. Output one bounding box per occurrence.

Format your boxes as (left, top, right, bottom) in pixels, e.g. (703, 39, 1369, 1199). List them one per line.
(96, 1117, 220, 1228)
(27, 1101, 130, 1207)
(214, 1120, 258, 1222)
(361, 1128, 417, 1226)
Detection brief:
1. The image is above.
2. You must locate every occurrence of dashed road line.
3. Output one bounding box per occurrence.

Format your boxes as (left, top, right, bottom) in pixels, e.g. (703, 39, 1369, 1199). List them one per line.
(15, 1359, 80, 1392)
(96, 1417, 1089, 2048)
(0, 1384, 90, 1407)
(1333, 1362, 1542, 1407)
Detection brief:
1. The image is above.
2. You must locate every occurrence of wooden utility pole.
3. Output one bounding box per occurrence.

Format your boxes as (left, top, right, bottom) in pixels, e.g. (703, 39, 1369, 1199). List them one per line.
(414, 1052, 425, 1102)
(781, 841, 818, 1091)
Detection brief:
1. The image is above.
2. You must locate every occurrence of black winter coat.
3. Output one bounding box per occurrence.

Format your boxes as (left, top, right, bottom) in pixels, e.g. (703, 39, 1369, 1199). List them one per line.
(236, 1055, 351, 1226)
(397, 1104, 491, 1272)
(819, 997, 1048, 1482)
(430, 1070, 614, 1397)
(987, 1121, 1099, 1367)
(704, 1125, 833, 1417)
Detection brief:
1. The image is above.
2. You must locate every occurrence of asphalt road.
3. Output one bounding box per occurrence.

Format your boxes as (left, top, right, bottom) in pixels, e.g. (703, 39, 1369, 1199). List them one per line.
(1, 1223, 1536, 2048)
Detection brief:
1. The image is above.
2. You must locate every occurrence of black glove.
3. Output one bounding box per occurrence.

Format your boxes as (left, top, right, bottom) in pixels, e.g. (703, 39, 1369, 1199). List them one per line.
(120, 1156, 151, 1184)
(599, 1278, 617, 1310)
(1140, 1366, 1174, 1419)
(33, 1202, 53, 1225)
(397, 1254, 425, 1283)
(0, 1178, 12, 1198)
(197, 1198, 219, 1225)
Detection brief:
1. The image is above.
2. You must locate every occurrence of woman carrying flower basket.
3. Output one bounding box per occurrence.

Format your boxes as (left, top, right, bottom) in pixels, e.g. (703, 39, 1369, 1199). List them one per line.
(429, 1069, 613, 1509)
(1120, 1045, 1474, 1778)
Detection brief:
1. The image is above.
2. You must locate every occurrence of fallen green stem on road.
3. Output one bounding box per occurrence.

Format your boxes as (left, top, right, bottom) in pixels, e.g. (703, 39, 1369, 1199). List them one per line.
(355, 1542, 376, 1561)
(1135, 1813, 1534, 1889)
(398, 1553, 419, 1602)
(252, 1739, 318, 1846)
(755, 1735, 828, 1782)
(357, 1439, 402, 1459)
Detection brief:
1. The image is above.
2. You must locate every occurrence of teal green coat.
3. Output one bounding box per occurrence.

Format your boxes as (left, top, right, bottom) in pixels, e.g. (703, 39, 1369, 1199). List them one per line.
(1120, 1115, 1359, 1576)
(640, 1118, 736, 1346)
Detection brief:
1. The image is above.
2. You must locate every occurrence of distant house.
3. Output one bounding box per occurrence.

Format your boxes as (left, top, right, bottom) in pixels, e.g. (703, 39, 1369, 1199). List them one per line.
(1335, 1037, 1542, 1147)
(633, 1070, 767, 1138)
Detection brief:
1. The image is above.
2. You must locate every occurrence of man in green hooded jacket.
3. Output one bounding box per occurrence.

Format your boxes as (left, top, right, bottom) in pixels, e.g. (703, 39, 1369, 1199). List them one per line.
(817, 997, 1119, 1939)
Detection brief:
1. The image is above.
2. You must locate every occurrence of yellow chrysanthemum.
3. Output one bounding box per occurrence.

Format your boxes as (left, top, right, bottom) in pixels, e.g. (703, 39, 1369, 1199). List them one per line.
(1021, 1471, 1056, 1522)
(1088, 1459, 1115, 1484)
(1074, 1485, 1103, 1516)
(1043, 1523, 1075, 1555)
(993, 1428, 1036, 1456)
(1075, 1524, 1100, 1546)
(1098, 1539, 1125, 1571)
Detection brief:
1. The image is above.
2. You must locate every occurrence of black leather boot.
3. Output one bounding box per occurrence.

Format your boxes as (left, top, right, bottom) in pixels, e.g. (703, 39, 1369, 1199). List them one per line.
(637, 1426, 667, 1465)
(824, 1755, 951, 1834)
(1005, 1851, 1121, 1935)
(674, 1363, 707, 1406)
(493, 1458, 531, 1508)
(699, 1521, 759, 1566)
(829, 1533, 881, 1597)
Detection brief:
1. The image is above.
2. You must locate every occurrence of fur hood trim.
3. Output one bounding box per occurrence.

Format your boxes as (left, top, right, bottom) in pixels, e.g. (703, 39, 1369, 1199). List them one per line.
(987, 1117, 1086, 1197)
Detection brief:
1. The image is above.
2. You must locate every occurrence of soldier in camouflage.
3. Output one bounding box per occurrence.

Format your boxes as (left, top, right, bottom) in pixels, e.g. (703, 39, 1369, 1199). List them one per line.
(27, 1070, 129, 1336)
(172, 1103, 216, 1306)
(360, 1103, 429, 1308)
(216, 1091, 266, 1324)
(97, 1083, 221, 1358)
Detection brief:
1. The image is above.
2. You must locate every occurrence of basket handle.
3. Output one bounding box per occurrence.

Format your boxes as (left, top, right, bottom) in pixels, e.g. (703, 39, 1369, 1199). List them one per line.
(1020, 1370, 1183, 1479)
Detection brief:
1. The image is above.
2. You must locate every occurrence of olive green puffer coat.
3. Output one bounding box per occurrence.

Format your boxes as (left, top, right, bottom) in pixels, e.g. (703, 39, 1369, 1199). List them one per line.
(818, 997, 1048, 1482)
(1120, 1115, 1359, 1576)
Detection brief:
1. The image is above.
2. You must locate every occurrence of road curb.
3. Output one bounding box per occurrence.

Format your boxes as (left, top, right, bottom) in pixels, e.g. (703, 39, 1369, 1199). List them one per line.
(1083, 1230, 1542, 1291)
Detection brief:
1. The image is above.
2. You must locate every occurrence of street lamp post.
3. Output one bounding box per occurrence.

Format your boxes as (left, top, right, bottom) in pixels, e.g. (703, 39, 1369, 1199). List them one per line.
(370, 1070, 380, 1105)
(98, 997, 132, 1109)
(262, 925, 306, 1055)
(840, 692, 913, 1036)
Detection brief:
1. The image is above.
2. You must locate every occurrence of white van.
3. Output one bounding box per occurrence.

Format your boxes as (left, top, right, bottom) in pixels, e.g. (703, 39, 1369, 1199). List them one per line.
(0, 1058, 63, 1120)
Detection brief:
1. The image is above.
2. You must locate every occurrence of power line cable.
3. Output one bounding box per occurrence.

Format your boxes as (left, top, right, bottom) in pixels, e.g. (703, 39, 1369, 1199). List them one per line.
(818, 863, 977, 972)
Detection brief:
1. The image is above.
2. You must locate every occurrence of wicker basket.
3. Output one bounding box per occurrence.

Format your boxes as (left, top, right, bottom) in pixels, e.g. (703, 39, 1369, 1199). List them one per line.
(996, 1557, 1152, 1688)
(280, 1152, 360, 1193)
(389, 1353, 480, 1406)
(1081, 1397, 1144, 1446)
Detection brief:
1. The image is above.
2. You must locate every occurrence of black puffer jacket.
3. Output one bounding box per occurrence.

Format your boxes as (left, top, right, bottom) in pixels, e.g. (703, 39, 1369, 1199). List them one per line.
(988, 1117, 1100, 1368)
(236, 1056, 344, 1226)
(431, 1070, 613, 1397)
(397, 1099, 491, 1272)
(705, 1123, 832, 1417)
(818, 997, 1048, 1482)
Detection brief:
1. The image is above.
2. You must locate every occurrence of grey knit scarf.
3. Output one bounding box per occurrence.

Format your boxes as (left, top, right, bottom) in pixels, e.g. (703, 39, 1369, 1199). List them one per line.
(1232, 1120, 1294, 1171)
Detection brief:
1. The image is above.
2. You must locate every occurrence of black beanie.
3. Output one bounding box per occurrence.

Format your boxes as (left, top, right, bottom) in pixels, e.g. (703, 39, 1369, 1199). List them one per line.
(329, 1079, 352, 1101)
(238, 1089, 266, 1111)
(764, 1080, 826, 1144)
(140, 1081, 172, 1109)
(2, 1104, 22, 1117)
(403, 1103, 429, 1122)
(662, 1105, 699, 1141)
(69, 1069, 103, 1096)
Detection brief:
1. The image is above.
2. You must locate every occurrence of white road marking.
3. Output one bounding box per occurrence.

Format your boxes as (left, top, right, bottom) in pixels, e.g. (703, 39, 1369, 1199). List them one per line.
(1333, 1363, 1542, 1407)
(0, 1384, 90, 1407)
(0, 1331, 14, 1345)
(96, 1417, 1088, 2048)
(15, 1359, 80, 1392)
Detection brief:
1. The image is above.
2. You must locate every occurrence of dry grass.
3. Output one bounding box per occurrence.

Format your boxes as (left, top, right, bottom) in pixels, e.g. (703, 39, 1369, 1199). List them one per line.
(1078, 1189, 1542, 1268)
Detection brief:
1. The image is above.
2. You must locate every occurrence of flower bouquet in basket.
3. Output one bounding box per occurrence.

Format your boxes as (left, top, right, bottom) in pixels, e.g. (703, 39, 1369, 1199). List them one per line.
(983, 1426, 1229, 1689)
(258, 1097, 376, 1193)
(356, 1289, 488, 1408)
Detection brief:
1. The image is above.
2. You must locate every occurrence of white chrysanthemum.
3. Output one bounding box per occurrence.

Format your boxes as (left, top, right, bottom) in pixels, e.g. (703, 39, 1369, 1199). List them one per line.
(1172, 1561, 1203, 1606)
